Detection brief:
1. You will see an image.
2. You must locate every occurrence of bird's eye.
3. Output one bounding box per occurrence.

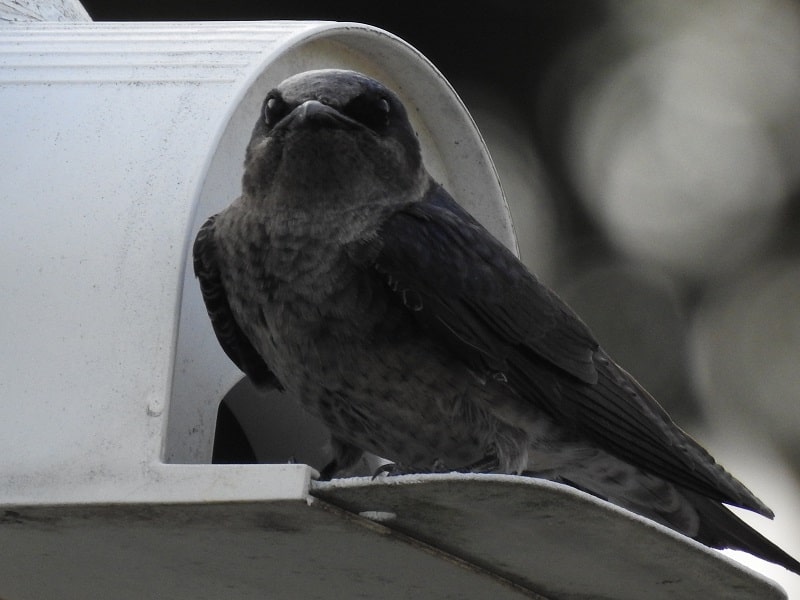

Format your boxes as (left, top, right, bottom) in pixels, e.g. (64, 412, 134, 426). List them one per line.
(377, 97, 390, 116)
(263, 94, 287, 127)
(343, 94, 391, 132)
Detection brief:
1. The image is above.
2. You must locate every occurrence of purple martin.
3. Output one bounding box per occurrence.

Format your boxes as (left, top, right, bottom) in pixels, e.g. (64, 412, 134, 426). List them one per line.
(193, 69, 800, 574)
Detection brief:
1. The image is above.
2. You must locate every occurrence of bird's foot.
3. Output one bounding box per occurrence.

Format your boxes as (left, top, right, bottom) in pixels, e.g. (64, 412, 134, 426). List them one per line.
(371, 462, 398, 480)
(318, 459, 340, 482)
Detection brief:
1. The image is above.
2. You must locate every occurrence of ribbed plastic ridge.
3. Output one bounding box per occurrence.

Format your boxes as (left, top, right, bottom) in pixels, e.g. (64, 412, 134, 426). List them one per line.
(0, 21, 321, 82)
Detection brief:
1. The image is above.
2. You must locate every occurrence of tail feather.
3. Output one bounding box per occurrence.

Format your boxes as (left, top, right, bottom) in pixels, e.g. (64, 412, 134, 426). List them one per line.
(525, 450, 800, 575)
(685, 489, 800, 575)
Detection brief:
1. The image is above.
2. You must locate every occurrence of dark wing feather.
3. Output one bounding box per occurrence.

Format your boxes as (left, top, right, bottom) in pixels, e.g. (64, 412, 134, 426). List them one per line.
(374, 184, 599, 384)
(193, 215, 284, 391)
(372, 184, 770, 515)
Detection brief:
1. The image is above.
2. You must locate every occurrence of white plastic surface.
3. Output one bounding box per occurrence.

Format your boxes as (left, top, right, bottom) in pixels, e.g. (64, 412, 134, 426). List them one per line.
(315, 474, 788, 600)
(0, 499, 537, 600)
(0, 474, 786, 600)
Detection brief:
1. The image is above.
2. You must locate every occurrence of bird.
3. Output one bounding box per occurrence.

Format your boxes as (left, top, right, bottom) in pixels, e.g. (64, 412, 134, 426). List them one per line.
(193, 68, 800, 574)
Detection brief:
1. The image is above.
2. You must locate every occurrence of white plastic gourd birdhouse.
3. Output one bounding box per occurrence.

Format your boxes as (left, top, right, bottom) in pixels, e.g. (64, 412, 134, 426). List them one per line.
(1, 19, 512, 502)
(0, 19, 788, 600)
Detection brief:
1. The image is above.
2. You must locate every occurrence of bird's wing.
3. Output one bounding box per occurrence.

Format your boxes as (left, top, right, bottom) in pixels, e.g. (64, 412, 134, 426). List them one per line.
(372, 184, 599, 384)
(193, 215, 284, 390)
(370, 184, 770, 515)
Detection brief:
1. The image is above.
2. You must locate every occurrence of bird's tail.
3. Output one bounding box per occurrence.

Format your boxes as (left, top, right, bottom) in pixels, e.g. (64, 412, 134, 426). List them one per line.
(526, 451, 800, 575)
(685, 489, 800, 575)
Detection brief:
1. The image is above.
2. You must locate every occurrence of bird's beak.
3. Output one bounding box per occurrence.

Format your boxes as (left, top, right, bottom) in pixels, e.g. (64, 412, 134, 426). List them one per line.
(296, 99, 330, 120)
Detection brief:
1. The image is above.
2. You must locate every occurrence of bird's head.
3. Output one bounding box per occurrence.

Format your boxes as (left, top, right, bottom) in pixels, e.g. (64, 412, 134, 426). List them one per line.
(242, 69, 428, 216)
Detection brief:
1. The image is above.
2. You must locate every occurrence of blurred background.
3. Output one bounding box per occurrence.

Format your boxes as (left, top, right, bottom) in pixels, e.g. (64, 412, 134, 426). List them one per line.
(80, 0, 800, 591)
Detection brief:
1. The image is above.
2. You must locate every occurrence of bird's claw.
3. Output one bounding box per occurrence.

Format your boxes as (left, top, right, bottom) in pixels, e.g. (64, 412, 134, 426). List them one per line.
(371, 462, 397, 480)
